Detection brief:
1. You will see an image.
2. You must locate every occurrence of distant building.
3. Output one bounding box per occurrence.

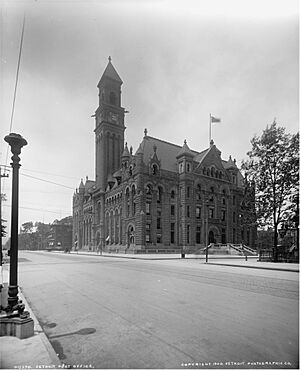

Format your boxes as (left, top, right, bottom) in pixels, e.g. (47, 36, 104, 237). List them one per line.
(47, 219, 72, 251)
(73, 58, 257, 252)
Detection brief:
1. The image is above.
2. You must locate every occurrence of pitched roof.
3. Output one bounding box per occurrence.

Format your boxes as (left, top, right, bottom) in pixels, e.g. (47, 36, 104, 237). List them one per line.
(97, 57, 123, 86)
(135, 136, 201, 172)
(135, 135, 243, 186)
(176, 140, 194, 158)
(122, 142, 130, 157)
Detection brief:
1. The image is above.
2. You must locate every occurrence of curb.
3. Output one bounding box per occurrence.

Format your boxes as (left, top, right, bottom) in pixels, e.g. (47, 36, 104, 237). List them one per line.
(54, 251, 260, 261)
(45, 251, 299, 272)
(206, 262, 299, 273)
(19, 286, 62, 367)
(19, 287, 62, 367)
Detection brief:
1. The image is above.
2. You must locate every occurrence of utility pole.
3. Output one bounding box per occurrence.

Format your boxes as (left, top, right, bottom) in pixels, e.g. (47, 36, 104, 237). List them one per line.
(0, 166, 9, 266)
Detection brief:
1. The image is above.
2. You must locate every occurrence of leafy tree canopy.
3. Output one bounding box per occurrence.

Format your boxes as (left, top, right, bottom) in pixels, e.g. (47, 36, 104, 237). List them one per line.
(242, 121, 299, 256)
(21, 221, 34, 234)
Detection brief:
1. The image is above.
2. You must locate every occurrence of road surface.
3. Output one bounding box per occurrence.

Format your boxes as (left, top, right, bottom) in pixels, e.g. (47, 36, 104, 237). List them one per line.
(17, 251, 298, 369)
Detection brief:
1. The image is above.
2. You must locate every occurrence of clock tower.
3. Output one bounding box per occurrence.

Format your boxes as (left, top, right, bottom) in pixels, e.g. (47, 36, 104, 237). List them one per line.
(94, 57, 126, 190)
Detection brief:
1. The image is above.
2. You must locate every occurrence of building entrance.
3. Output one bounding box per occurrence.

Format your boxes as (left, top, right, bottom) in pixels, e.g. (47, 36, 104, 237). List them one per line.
(208, 230, 216, 244)
(128, 226, 135, 246)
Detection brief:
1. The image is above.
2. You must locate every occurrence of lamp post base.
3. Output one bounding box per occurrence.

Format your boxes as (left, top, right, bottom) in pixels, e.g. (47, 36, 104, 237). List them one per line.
(0, 315, 34, 339)
(0, 283, 34, 339)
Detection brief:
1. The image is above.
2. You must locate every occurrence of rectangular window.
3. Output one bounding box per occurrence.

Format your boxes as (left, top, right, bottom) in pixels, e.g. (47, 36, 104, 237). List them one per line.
(187, 225, 190, 244)
(157, 210, 161, 229)
(171, 204, 175, 216)
(233, 195, 236, 205)
(233, 228, 236, 243)
(196, 206, 201, 219)
(221, 210, 226, 222)
(233, 211, 236, 223)
(187, 186, 190, 198)
(171, 223, 175, 244)
(221, 228, 226, 244)
(127, 201, 130, 217)
(196, 225, 201, 244)
(187, 205, 190, 218)
(146, 202, 150, 215)
(146, 223, 151, 243)
(157, 234, 161, 243)
(209, 208, 214, 218)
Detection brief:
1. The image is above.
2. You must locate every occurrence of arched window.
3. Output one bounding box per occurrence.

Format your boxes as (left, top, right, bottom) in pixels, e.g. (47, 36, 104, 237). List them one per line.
(171, 190, 175, 199)
(125, 188, 130, 217)
(129, 165, 133, 176)
(146, 184, 152, 195)
(109, 92, 116, 105)
(132, 185, 136, 197)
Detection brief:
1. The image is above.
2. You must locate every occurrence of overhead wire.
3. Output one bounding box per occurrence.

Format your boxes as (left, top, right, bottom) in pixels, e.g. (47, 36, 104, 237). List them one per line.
(3, 204, 70, 215)
(0, 164, 76, 190)
(4, 15, 26, 176)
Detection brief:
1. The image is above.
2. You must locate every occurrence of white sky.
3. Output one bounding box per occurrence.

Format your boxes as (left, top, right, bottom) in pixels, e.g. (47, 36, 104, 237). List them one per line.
(0, 0, 298, 242)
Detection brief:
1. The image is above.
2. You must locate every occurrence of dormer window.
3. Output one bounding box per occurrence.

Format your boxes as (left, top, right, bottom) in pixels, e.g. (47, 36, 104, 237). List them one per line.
(152, 164, 158, 175)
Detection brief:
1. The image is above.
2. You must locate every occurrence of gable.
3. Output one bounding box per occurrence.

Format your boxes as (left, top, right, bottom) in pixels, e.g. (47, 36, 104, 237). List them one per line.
(195, 145, 226, 172)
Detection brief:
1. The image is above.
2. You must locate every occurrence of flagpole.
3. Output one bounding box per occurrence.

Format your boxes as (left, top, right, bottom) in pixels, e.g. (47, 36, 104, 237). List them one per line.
(209, 113, 211, 146)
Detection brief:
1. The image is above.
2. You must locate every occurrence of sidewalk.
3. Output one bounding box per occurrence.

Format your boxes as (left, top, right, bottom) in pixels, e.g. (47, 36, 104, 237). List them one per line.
(0, 265, 61, 369)
(58, 250, 299, 272)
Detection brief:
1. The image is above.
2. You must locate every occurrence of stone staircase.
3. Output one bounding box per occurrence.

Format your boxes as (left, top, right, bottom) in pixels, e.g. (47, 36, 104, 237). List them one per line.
(195, 243, 257, 256)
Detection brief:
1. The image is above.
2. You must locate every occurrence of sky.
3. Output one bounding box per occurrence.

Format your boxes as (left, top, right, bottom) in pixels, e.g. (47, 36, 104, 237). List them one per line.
(0, 0, 298, 242)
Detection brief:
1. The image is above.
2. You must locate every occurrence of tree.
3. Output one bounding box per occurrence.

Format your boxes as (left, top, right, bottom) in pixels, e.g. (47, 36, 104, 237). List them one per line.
(242, 121, 299, 262)
(21, 221, 34, 234)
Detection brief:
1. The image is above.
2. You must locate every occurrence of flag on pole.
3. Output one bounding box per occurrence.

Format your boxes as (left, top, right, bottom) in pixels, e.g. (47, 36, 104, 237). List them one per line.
(209, 114, 221, 145)
(211, 116, 221, 123)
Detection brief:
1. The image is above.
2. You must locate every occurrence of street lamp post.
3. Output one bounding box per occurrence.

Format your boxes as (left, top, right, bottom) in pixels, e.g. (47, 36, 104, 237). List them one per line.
(4, 133, 27, 313)
(0, 133, 33, 339)
(205, 202, 209, 263)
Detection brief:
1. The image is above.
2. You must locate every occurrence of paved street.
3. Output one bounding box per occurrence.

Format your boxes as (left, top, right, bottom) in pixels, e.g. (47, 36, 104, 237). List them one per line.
(17, 251, 298, 369)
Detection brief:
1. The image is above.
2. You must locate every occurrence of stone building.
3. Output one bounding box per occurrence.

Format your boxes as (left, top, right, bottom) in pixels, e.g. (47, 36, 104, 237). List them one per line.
(72, 58, 257, 252)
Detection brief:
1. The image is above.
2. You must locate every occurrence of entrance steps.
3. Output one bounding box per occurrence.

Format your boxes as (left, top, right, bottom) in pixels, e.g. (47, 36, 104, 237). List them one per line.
(194, 244, 257, 256)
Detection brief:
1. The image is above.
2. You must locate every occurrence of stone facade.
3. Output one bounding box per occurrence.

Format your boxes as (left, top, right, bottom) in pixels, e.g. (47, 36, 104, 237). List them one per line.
(73, 58, 257, 252)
